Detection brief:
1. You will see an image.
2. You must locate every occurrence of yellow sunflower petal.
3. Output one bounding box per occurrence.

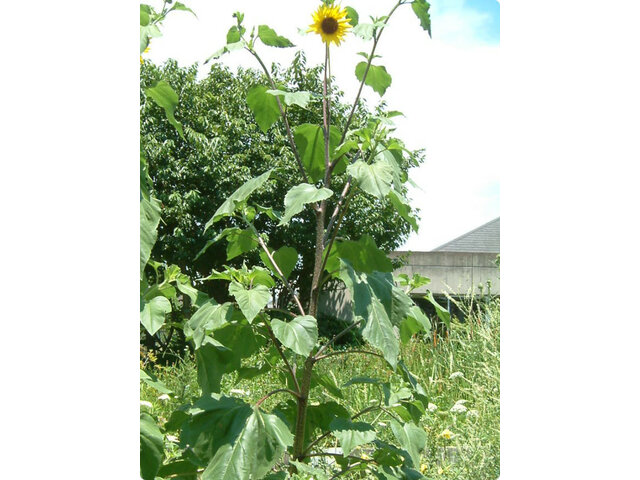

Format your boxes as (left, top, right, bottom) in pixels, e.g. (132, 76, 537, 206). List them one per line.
(308, 3, 351, 46)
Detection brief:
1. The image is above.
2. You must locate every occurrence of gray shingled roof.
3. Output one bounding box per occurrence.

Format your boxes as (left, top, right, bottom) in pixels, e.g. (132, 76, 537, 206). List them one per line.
(432, 217, 500, 253)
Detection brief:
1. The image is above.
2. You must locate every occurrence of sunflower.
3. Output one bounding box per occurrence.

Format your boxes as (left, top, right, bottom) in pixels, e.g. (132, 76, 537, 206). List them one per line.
(308, 3, 351, 46)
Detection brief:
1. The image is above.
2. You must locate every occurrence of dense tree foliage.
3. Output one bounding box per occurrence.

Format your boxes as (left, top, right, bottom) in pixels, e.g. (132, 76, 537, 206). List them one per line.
(140, 54, 423, 312)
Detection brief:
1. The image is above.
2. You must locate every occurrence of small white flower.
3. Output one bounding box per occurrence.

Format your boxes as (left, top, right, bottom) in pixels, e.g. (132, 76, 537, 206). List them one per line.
(230, 389, 249, 396)
(449, 371, 464, 380)
(450, 402, 468, 414)
(140, 400, 153, 409)
(166, 435, 179, 443)
(427, 403, 438, 412)
(467, 409, 479, 418)
(377, 422, 387, 427)
(157, 394, 171, 401)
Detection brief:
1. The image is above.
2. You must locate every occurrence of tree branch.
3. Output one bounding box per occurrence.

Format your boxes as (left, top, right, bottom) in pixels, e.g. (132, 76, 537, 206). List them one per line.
(255, 388, 300, 407)
(314, 349, 384, 362)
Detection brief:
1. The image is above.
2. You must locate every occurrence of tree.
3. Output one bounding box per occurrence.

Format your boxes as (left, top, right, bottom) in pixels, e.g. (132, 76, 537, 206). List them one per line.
(140, 54, 423, 324)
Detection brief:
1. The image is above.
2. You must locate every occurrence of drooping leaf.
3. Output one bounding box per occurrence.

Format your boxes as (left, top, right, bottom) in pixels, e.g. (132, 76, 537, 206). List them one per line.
(145, 80, 184, 138)
(228, 282, 271, 323)
(400, 305, 431, 343)
(424, 291, 450, 328)
(140, 413, 164, 480)
(205, 169, 272, 228)
(279, 183, 333, 225)
(388, 190, 419, 233)
(259, 246, 298, 280)
(411, 0, 432, 37)
(329, 418, 377, 456)
(140, 194, 161, 277)
(361, 297, 399, 369)
(257, 25, 295, 47)
(324, 234, 393, 275)
(140, 295, 171, 335)
(347, 159, 394, 199)
(246, 85, 281, 132)
(266, 89, 312, 109)
(195, 323, 261, 394)
(187, 301, 235, 348)
(293, 124, 342, 182)
(271, 315, 318, 357)
(140, 24, 161, 53)
(202, 407, 293, 480)
(355, 62, 392, 96)
(389, 420, 428, 469)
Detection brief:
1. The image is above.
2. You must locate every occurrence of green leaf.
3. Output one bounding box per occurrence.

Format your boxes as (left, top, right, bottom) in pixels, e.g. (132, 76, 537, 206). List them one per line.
(293, 124, 342, 183)
(140, 296, 171, 335)
(389, 420, 427, 469)
(388, 190, 419, 233)
(271, 315, 318, 357)
(325, 234, 393, 275)
(225, 228, 258, 260)
(257, 25, 294, 47)
(347, 159, 394, 199)
(355, 62, 392, 96)
(145, 81, 184, 138)
(424, 291, 450, 328)
(226, 25, 243, 43)
(279, 183, 333, 225)
(259, 246, 298, 280)
(361, 297, 399, 369)
(140, 369, 172, 394)
(329, 418, 377, 456)
(140, 195, 161, 277)
(171, 2, 198, 17)
(228, 282, 270, 323)
(345, 6, 359, 26)
(140, 5, 150, 26)
(400, 305, 431, 343)
(265, 89, 312, 109)
(205, 169, 272, 228)
(352, 23, 374, 41)
(202, 407, 293, 480)
(411, 0, 432, 37)
(140, 413, 164, 480)
(246, 85, 281, 132)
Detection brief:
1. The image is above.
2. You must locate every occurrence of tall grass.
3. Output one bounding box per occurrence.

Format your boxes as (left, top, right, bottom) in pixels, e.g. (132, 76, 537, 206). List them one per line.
(141, 296, 500, 479)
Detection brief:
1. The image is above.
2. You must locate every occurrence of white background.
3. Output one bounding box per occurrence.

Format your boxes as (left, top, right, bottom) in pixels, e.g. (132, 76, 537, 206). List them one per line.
(1, 1, 639, 479)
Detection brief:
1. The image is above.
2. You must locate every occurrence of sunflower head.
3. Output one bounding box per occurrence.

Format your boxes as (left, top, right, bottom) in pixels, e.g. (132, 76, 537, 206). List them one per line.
(308, 3, 351, 46)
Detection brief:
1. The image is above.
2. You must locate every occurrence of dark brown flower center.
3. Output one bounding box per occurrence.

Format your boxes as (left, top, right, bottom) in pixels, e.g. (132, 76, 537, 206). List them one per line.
(321, 17, 339, 34)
